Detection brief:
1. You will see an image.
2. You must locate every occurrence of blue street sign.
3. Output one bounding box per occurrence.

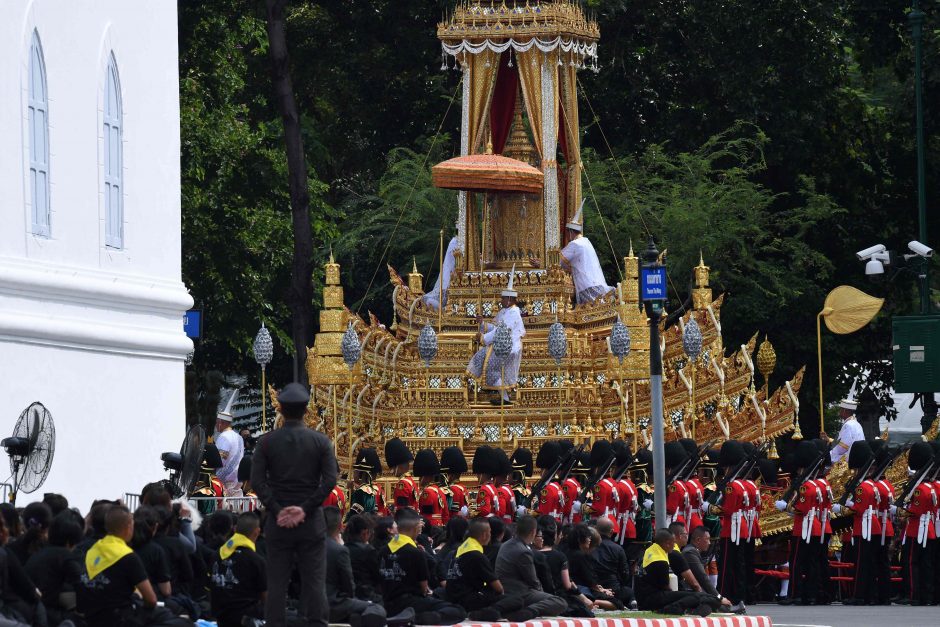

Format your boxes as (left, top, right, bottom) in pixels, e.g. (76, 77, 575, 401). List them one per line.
(641, 267, 667, 301)
(184, 309, 202, 339)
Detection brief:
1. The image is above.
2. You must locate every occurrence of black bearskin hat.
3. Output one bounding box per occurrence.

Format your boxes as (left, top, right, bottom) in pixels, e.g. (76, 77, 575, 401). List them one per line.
(589, 440, 613, 469)
(558, 440, 575, 456)
(779, 452, 796, 476)
(757, 458, 779, 486)
(472, 445, 498, 476)
(511, 448, 533, 477)
(741, 441, 757, 458)
(440, 446, 468, 474)
(908, 441, 933, 471)
(202, 443, 223, 470)
(848, 440, 873, 470)
(871, 439, 893, 465)
(413, 449, 440, 477)
(354, 447, 383, 477)
(794, 440, 820, 470)
(612, 440, 633, 467)
(385, 437, 413, 469)
(494, 447, 512, 477)
(719, 440, 745, 468)
(664, 441, 689, 469)
(679, 438, 698, 459)
(536, 441, 561, 469)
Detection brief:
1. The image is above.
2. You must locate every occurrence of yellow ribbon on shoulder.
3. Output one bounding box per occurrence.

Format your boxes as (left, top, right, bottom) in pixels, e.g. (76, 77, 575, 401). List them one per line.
(86, 535, 133, 580)
(456, 537, 484, 558)
(388, 533, 417, 553)
(220, 533, 256, 561)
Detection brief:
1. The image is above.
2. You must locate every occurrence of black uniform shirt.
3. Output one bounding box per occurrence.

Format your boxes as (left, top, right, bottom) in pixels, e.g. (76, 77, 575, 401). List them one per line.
(445, 548, 496, 603)
(378, 542, 428, 601)
(24, 546, 82, 606)
(133, 542, 171, 587)
(77, 553, 148, 623)
(251, 420, 337, 516)
(209, 547, 266, 619)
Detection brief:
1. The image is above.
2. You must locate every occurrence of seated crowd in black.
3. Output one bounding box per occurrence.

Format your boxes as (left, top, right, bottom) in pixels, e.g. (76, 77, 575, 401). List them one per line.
(0, 490, 723, 627)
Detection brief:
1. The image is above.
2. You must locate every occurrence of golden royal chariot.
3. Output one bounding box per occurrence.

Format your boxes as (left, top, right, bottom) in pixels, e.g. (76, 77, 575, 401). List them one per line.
(284, 1, 896, 540)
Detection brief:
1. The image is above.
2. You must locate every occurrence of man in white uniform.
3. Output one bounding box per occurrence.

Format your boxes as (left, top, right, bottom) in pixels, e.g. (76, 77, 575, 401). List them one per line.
(215, 394, 245, 497)
(423, 236, 459, 311)
(830, 393, 864, 464)
(560, 201, 613, 304)
(466, 265, 526, 404)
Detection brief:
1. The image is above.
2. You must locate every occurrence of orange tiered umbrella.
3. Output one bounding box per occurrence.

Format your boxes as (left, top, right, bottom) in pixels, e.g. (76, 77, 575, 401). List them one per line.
(432, 153, 543, 195)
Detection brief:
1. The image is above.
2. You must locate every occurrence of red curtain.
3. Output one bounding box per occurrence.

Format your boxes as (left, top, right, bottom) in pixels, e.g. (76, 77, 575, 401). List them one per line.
(490, 52, 519, 154)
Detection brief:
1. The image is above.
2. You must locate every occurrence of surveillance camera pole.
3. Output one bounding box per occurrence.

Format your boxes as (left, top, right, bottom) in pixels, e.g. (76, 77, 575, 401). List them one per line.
(911, 1, 929, 315)
(641, 238, 667, 526)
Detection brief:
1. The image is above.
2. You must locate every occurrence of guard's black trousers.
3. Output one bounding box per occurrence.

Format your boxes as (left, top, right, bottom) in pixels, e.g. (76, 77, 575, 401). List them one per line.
(788, 536, 822, 602)
(901, 538, 934, 603)
(717, 538, 745, 604)
(264, 510, 328, 627)
(850, 537, 877, 602)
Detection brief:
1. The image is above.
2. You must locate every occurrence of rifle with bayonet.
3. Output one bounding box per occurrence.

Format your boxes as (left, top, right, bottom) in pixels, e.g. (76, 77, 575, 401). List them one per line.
(676, 440, 717, 483)
(705, 441, 771, 507)
(578, 451, 617, 503)
(779, 448, 828, 507)
(529, 443, 579, 499)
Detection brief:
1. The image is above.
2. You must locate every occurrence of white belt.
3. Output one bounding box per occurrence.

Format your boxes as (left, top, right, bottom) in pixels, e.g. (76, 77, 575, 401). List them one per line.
(861, 507, 874, 541)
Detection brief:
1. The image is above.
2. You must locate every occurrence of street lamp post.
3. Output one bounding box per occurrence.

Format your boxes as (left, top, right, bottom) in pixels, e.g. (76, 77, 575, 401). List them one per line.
(641, 238, 667, 526)
(911, 0, 929, 314)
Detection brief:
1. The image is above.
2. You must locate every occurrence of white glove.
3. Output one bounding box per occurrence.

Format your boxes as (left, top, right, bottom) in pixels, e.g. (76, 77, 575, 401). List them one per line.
(774, 500, 788, 512)
(459, 505, 469, 517)
(572, 500, 582, 514)
(701, 503, 711, 515)
(831, 503, 843, 515)
(889, 505, 897, 516)
(643, 499, 654, 510)
(845, 498, 854, 509)
(516, 505, 527, 517)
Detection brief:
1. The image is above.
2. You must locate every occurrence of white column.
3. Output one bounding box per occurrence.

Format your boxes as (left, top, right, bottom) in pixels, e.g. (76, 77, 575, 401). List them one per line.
(457, 63, 470, 257)
(541, 57, 559, 252)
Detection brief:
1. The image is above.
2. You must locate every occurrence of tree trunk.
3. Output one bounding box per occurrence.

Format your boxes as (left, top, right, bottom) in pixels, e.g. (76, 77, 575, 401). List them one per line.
(264, 0, 313, 384)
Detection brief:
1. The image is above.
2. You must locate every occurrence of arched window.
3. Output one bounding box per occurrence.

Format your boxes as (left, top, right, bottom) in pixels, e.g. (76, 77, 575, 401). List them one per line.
(28, 31, 50, 237)
(103, 53, 123, 249)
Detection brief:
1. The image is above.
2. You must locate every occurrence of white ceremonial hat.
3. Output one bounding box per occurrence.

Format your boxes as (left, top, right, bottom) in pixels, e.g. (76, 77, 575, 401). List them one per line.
(501, 263, 518, 298)
(565, 199, 585, 232)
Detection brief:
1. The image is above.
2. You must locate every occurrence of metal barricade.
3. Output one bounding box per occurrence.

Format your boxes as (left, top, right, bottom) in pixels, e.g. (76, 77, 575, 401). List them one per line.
(124, 493, 141, 511)
(0, 484, 11, 504)
(189, 495, 259, 515)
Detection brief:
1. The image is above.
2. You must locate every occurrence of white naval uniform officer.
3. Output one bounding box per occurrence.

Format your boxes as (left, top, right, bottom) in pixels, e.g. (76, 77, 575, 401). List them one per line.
(560, 201, 614, 304)
(466, 264, 526, 403)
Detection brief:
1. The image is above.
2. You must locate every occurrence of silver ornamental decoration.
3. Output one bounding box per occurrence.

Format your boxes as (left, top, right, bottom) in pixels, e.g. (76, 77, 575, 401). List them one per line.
(252, 323, 274, 366)
(493, 323, 513, 359)
(548, 321, 567, 365)
(682, 318, 703, 360)
(609, 318, 631, 364)
(417, 323, 438, 367)
(341, 322, 362, 368)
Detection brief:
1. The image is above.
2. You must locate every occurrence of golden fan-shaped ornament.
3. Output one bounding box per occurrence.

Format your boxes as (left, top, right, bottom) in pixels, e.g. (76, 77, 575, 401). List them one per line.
(820, 286, 885, 335)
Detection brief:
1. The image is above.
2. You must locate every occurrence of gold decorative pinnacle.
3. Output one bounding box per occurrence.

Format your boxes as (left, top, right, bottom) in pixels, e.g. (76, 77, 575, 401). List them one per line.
(757, 335, 777, 380)
(408, 257, 424, 294)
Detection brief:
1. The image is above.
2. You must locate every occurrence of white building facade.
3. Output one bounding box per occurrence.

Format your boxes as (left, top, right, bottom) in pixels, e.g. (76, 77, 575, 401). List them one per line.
(0, 0, 192, 510)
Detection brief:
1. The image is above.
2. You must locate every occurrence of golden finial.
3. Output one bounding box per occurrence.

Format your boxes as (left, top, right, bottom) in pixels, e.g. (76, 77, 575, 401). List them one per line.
(329, 246, 335, 264)
(767, 439, 779, 459)
(412, 256, 419, 274)
(757, 335, 777, 382)
(699, 250, 704, 266)
(628, 240, 634, 257)
(485, 139, 494, 155)
(408, 256, 424, 294)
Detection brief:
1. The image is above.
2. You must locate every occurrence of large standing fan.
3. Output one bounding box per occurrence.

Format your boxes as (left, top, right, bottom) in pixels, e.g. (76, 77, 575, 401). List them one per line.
(2, 402, 56, 505)
(160, 425, 206, 498)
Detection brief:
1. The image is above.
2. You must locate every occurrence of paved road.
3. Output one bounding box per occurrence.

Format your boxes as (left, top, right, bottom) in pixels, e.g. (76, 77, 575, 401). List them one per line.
(751, 603, 936, 627)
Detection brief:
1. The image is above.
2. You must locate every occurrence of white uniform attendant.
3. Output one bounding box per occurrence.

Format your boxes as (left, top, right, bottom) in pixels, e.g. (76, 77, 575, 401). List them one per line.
(215, 427, 244, 496)
(830, 415, 864, 464)
(560, 201, 613, 304)
(466, 266, 526, 401)
(423, 236, 459, 311)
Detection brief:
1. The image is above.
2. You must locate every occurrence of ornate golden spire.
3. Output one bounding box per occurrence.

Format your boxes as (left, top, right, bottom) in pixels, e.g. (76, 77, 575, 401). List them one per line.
(692, 252, 712, 310)
(408, 257, 424, 294)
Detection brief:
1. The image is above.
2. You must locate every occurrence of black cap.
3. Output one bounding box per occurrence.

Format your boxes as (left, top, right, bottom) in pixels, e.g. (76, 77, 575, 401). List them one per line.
(848, 440, 873, 470)
(440, 446, 468, 474)
(536, 441, 561, 469)
(573, 449, 591, 472)
(632, 448, 652, 469)
(278, 382, 310, 404)
(511, 448, 533, 477)
(354, 447, 383, 477)
(385, 437, 414, 469)
(590, 440, 613, 469)
(413, 449, 440, 477)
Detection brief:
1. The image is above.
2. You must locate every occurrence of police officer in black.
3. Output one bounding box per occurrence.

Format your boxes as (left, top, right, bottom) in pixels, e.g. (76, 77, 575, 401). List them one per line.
(251, 382, 338, 627)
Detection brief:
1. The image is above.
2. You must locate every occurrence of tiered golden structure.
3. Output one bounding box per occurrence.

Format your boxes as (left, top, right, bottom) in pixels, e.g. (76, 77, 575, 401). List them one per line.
(303, 1, 804, 487)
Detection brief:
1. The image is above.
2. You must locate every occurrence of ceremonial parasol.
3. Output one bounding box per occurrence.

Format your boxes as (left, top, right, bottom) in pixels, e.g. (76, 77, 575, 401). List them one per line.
(432, 153, 543, 195)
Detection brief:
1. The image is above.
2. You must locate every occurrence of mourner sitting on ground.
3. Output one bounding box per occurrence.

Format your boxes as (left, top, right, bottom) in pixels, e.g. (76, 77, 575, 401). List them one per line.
(325, 506, 386, 627)
(635, 528, 721, 617)
(209, 512, 266, 627)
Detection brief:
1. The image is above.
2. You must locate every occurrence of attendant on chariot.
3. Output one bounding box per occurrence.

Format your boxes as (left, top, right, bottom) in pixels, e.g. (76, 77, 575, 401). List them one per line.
(560, 201, 613, 305)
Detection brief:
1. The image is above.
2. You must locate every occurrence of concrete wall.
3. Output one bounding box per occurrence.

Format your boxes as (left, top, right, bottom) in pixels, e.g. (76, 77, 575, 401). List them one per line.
(0, 0, 192, 511)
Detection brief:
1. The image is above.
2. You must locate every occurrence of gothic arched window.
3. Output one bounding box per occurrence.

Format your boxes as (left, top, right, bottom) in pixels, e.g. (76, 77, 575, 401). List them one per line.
(28, 31, 50, 237)
(103, 53, 124, 249)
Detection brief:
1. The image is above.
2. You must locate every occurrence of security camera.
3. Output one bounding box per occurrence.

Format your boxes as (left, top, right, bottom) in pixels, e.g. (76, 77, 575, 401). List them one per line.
(908, 240, 934, 258)
(856, 244, 887, 261)
(865, 258, 886, 275)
